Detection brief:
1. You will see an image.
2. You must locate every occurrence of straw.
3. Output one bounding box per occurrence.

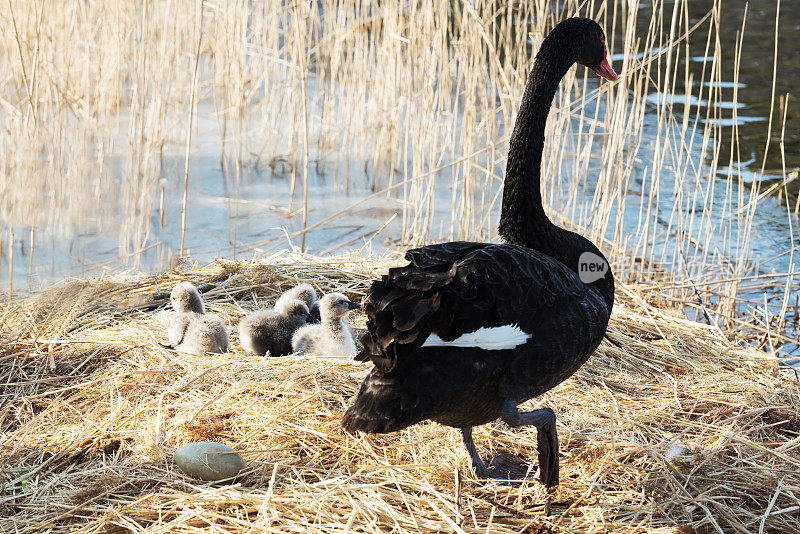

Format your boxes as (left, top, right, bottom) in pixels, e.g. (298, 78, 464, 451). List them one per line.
(1, 252, 797, 533)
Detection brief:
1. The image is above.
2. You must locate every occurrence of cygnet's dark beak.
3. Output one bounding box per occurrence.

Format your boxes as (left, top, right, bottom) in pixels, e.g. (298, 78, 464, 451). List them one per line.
(306, 313, 319, 323)
(346, 301, 361, 310)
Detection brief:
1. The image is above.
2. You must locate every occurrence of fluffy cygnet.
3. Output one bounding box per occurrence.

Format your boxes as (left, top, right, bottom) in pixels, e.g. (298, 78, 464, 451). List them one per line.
(238, 299, 314, 356)
(165, 282, 229, 355)
(292, 293, 359, 356)
(170, 281, 205, 313)
(275, 284, 318, 318)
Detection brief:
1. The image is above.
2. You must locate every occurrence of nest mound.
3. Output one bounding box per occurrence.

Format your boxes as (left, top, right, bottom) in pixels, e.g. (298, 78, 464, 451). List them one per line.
(1, 252, 797, 533)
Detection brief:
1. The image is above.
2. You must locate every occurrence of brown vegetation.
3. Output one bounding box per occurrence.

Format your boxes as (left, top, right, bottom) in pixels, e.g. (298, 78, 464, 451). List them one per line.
(1, 253, 798, 533)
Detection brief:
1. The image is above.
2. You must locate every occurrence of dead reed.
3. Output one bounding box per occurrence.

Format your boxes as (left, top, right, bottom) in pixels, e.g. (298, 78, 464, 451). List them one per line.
(1, 252, 798, 533)
(1, 0, 795, 318)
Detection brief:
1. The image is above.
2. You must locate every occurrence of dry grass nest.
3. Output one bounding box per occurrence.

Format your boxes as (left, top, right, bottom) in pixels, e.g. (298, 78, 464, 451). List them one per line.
(1, 251, 798, 533)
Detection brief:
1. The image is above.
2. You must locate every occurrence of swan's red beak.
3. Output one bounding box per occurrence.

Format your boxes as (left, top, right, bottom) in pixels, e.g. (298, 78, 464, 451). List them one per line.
(591, 58, 618, 81)
(591, 39, 618, 81)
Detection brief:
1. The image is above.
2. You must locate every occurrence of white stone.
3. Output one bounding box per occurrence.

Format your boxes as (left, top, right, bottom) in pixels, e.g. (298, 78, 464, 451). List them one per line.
(173, 441, 245, 481)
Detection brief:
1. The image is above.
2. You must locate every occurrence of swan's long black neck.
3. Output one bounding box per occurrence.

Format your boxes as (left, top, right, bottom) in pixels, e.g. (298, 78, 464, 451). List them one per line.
(498, 37, 571, 251)
(498, 36, 615, 310)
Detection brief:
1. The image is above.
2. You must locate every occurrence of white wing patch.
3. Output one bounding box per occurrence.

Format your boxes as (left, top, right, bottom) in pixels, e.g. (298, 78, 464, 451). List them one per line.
(421, 325, 531, 350)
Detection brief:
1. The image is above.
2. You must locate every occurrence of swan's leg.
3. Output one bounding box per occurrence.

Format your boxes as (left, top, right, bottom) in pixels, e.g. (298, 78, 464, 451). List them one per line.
(461, 402, 558, 488)
(461, 427, 491, 478)
(499, 399, 559, 488)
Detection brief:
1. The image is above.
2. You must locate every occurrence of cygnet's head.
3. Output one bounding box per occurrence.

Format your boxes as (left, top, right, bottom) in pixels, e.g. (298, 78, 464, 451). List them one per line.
(284, 299, 314, 322)
(319, 292, 360, 319)
(288, 283, 317, 307)
(170, 281, 205, 313)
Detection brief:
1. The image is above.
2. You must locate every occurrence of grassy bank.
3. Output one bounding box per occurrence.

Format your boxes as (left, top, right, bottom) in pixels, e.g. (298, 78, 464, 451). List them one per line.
(1, 253, 798, 533)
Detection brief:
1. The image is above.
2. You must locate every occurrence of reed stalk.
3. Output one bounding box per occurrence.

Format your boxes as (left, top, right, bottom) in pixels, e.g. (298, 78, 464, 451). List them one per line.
(180, 0, 205, 262)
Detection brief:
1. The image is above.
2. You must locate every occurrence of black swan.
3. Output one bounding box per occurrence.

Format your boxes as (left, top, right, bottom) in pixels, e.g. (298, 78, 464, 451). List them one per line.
(292, 293, 360, 356)
(166, 282, 229, 355)
(238, 299, 314, 356)
(341, 17, 617, 488)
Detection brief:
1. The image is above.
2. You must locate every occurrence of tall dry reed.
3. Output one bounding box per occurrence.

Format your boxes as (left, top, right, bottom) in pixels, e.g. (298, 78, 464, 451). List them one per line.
(0, 0, 795, 352)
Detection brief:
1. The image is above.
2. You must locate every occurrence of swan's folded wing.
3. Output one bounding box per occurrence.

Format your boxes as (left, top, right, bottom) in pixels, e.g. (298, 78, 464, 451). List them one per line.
(357, 243, 591, 372)
(403, 241, 488, 269)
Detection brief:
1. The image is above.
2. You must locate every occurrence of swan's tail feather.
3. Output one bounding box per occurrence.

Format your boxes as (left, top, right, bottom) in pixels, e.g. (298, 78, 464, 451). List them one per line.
(342, 375, 425, 434)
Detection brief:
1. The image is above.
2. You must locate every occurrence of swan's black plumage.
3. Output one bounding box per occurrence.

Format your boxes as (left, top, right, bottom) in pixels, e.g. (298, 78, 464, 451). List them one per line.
(342, 17, 618, 488)
(358, 243, 588, 372)
(346, 242, 610, 430)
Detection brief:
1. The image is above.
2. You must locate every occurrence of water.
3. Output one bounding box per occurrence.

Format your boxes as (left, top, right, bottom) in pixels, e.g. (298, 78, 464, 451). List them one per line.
(638, 0, 800, 359)
(1, 1, 798, 359)
(634, 0, 799, 184)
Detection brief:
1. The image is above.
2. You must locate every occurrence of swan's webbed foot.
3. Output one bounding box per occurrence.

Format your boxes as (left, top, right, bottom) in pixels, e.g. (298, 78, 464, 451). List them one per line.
(485, 453, 539, 482)
(460, 428, 539, 486)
